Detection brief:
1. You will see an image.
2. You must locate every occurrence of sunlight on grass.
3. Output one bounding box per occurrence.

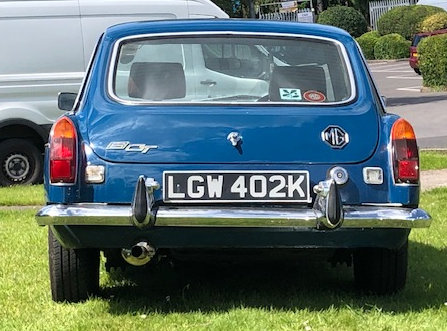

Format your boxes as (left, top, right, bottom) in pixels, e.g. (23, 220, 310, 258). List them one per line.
(0, 185, 45, 206)
(420, 150, 447, 171)
(1, 188, 447, 330)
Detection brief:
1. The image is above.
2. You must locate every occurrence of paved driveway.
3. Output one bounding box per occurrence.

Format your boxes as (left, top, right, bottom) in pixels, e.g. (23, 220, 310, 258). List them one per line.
(368, 61, 447, 149)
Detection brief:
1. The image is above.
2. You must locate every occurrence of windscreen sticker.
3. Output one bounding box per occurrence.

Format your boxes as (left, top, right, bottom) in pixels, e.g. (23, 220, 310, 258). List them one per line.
(279, 88, 302, 101)
(303, 90, 326, 102)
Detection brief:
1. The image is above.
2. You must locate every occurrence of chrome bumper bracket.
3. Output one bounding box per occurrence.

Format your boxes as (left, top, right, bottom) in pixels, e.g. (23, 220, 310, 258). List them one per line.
(313, 179, 344, 229)
(131, 176, 160, 228)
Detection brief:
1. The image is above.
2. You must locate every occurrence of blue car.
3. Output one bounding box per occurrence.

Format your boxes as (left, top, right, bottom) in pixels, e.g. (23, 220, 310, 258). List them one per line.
(36, 19, 431, 302)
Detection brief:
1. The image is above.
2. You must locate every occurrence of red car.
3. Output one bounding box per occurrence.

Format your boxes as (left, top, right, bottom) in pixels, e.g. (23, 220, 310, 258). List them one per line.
(410, 28, 447, 74)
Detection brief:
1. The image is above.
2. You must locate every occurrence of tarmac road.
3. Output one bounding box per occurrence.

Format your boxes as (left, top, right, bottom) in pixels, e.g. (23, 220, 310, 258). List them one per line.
(368, 60, 447, 149)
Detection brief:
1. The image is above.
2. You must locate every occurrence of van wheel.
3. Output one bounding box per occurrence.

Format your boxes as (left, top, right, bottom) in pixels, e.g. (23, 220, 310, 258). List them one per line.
(0, 139, 42, 186)
(48, 228, 100, 302)
(353, 240, 408, 295)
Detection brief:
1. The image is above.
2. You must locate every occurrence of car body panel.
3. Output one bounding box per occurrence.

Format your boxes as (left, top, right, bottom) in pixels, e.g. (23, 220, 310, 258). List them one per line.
(39, 20, 429, 253)
(409, 28, 447, 71)
(85, 104, 379, 164)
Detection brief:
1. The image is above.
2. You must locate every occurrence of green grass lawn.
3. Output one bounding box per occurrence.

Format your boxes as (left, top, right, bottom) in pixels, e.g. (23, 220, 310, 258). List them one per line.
(1, 188, 446, 330)
(420, 150, 447, 171)
(0, 185, 44, 206)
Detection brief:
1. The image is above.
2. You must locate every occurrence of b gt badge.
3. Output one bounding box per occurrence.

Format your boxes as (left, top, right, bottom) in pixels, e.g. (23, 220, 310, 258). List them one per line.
(106, 141, 158, 154)
(321, 126, 349, 149)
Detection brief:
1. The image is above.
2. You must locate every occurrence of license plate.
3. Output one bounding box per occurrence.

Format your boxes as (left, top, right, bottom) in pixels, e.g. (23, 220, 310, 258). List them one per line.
(163, 171, 310, 203)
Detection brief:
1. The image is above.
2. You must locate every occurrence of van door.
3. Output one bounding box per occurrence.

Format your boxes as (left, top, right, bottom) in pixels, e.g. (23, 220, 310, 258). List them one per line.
(192, 42, 270, 99)
(78, 0, 189, 63)
(0, 0, 84, 120)
(187, 0, 229, 18)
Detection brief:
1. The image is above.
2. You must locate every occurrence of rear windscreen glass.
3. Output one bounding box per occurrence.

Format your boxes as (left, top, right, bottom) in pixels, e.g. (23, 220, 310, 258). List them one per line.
(111, 35, 354, 104)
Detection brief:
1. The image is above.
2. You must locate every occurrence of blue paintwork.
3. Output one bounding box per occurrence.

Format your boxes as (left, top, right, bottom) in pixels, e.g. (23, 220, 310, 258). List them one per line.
(44, 20, 421, 248)
(85, 105, 379, 164)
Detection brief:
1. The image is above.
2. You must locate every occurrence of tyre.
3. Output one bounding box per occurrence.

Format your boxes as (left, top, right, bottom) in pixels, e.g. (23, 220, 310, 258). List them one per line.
(0, 139, 42, 186)
(48, 228, 100, 302)
(353, 239, 408, 295)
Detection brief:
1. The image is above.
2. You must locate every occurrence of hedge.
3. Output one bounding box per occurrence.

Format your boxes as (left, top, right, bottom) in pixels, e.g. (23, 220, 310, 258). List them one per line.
(377, 5, 443, 40)
(419, 34, 447, 87)
(419, 12, 447, 32)
(374, 33, 411, 59)
(356, 31, 381, 59)
(317, 6, 368, 38)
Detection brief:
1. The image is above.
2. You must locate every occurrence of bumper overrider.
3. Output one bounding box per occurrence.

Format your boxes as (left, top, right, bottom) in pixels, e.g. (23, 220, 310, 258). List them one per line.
(36, 176, 431, 229)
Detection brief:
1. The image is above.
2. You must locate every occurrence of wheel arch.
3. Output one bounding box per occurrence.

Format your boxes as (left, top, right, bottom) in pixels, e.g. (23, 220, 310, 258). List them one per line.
(0, 119, 51, 152)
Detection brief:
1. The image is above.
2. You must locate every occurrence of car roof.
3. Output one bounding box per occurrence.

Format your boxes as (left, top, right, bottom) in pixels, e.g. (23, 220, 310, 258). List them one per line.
(415, 28, 447, 37)
(104, 19, 354, 43)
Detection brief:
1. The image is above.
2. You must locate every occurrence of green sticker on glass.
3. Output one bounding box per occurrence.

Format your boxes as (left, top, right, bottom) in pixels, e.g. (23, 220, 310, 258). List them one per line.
(279, 88, 302, 101)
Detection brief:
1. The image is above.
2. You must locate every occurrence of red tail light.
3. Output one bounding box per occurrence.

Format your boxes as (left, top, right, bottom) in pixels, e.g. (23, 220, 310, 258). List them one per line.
(391, 118, 419, 184)
(50, 117, 77, 183)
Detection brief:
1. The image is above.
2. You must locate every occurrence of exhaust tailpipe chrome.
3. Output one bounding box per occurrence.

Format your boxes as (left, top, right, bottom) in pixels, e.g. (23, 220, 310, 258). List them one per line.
(121, 241, 156, 266)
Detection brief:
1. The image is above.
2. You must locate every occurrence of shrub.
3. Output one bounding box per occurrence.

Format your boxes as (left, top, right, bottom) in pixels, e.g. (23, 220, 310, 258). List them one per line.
(356, 31, 381, 59)
(419, 12, 447, 32)
(374, 33, 411, 59)
(377, 5, 443, 40)
(419, 34, 447, 87)
(317, 6, 368, 38)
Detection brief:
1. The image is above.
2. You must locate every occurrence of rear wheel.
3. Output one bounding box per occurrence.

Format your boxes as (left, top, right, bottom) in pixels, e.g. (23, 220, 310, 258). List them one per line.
(0, 139, 42, 186)
(48, 228, 100, 302)
(353, 239, 408, 295)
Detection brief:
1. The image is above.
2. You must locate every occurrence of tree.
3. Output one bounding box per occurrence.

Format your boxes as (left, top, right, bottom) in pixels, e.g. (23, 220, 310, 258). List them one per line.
(212, 0, 257, 18)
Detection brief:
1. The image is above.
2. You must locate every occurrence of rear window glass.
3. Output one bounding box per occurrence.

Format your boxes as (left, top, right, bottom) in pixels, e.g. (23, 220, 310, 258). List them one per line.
(111, 35, 354, 104)
(412, 35, 425, 47)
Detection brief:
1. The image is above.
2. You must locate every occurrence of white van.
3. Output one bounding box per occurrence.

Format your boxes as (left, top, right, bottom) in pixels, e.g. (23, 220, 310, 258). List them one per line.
(417, 0, 447, 10)
(0, 0, 228, 186)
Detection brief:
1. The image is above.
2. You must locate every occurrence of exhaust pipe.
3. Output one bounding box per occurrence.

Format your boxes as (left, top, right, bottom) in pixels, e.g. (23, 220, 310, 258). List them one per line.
(121, 242, 156, 266)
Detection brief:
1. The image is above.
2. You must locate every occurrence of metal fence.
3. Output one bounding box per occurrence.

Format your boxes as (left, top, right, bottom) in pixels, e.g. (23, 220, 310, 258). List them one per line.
(369, 0, 417, 30)
(259, 9, 314, 22)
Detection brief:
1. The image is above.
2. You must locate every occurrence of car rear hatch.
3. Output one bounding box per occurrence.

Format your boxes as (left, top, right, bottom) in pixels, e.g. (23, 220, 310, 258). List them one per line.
(81, 27, 381, 204)
(86, 105, 379, 164)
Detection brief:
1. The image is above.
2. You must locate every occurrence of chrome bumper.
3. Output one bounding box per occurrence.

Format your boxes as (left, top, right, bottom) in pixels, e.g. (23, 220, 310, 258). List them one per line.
(36, 203, 431, 229)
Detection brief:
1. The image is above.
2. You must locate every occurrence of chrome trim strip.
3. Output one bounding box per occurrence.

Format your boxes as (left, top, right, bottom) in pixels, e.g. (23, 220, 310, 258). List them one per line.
(107, 31, 356, 106)
(362, 203, 403, 207)
(36, 204, 431, 228)
(0, 83, 81, 89)
(0, 72, 84, 83)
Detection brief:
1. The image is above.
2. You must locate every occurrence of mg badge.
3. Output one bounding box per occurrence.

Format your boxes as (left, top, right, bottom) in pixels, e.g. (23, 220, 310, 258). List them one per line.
(321, 126, 349, 149)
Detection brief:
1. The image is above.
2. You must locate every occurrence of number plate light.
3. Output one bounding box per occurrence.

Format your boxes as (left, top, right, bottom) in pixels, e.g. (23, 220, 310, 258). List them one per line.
(85, 165, 105, 183)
